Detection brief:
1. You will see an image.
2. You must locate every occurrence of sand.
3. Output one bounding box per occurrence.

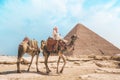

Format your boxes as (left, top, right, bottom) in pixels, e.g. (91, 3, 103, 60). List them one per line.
(0, 55, 120, 80)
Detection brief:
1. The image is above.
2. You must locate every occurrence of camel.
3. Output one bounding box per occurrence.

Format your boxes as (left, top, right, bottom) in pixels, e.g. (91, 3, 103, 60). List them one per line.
(41, 35, 77, 74)
(17, 38, 40, 73)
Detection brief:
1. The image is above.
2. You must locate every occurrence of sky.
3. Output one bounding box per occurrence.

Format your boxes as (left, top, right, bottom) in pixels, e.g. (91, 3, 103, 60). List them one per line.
(0, 0, 120, 56)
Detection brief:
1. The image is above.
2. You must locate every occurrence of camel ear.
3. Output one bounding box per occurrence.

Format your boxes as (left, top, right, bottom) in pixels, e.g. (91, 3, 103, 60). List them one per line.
(71, 35, 75, 39)
(71, 34, 78, 39)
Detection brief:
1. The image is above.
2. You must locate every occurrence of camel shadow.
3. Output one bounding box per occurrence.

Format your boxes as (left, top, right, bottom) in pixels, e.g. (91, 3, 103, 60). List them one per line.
(0, 70, 60, 76)
(0, 70, 17, 75)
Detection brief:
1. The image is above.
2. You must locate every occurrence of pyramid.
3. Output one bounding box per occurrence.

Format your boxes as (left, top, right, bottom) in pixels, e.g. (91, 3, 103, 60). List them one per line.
(64, 23, 120, 56)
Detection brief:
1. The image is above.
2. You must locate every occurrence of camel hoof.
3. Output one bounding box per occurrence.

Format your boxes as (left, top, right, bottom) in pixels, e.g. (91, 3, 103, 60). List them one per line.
(46, 71, 50, 74)
(60, 70, 63, 73)
(46, 69, 51, 74)
(56, 72, 59, 74)
(37, 70, 40, 72)
(17, 71, 21, 73)
(49, 70, 51, 72)
(46, 72, 49, 74)
(56, 71, 60, 74)
(27, 69, 30, 72)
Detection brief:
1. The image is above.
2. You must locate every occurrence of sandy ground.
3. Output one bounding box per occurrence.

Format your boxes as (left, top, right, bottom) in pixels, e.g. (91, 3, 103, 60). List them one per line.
(0, 55, 120, 80)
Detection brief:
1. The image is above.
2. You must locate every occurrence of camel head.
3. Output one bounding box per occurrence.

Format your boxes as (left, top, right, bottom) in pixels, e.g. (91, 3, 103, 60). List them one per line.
(71, 34, 78, 40)
(41, 40, 46, 50)
(68, 34, 78, 46)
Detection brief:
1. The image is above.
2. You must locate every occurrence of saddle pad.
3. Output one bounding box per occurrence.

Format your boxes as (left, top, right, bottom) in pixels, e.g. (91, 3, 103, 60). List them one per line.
(47, 38, 57, 51)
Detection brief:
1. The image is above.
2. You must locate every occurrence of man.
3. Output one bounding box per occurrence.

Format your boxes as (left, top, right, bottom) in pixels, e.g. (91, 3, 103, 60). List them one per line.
(52, 26, 67, 42)
(52, 26, 61, 40)
(52, 26, 68, 43)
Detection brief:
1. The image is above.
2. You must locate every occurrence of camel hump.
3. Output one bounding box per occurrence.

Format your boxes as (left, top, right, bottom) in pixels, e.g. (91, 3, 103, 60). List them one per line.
(29, 39, 38, 49)
(47, 37, 57, 51)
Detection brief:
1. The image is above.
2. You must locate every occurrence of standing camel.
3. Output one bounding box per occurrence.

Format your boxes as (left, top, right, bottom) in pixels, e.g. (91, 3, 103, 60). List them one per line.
(41, 35, 77, 74)
(17, 37, 40, 73)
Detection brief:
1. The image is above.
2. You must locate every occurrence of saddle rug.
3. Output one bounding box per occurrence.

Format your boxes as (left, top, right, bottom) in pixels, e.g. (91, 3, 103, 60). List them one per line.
(47, 38, 57, 52)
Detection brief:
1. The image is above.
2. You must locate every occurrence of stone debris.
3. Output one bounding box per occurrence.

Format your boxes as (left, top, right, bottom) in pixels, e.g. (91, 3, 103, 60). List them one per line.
(0, 55, 120, 80)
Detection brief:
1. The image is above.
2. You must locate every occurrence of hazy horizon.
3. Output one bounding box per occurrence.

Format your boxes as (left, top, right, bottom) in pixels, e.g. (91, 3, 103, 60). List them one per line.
(0, 0, 120, 56)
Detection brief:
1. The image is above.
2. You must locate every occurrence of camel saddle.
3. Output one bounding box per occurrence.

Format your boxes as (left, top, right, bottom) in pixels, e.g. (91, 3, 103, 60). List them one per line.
(47, 37, 57, 52)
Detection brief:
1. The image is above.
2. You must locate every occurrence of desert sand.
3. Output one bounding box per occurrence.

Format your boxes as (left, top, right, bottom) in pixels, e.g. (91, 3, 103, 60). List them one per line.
(0, 55, 120, 80)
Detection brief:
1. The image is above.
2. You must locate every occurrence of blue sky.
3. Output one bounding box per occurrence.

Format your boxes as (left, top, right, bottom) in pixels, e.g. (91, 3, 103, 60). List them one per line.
(0, 0, 120, 55)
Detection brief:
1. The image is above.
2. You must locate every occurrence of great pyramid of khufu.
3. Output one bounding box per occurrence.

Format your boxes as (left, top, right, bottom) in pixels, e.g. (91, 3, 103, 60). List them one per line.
(64, 23, 120, 56)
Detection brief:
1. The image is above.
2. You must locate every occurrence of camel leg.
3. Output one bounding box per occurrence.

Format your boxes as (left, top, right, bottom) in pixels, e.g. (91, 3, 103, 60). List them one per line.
(44, 52, 51, 73)
(17, 46, 24, 73)
(56, 56, 61, 74)
(17, 57, 22, 73)
(47, 53, 51, 72)
(27, 55, 35, 72)
(36, 53, 40, 72)
(60, 53, 66, 73)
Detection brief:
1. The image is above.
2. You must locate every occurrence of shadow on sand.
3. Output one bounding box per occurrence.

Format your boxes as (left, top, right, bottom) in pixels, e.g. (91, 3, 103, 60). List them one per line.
(0, 70, 60, 76)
